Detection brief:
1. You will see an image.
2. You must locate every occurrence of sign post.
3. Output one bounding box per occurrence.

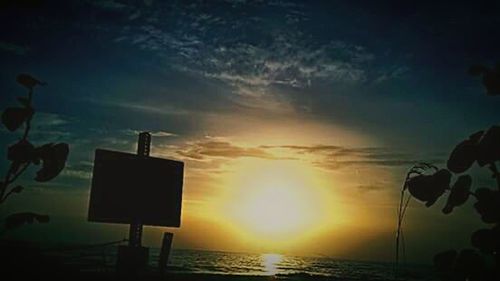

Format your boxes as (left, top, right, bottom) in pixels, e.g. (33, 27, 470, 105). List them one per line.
(128, 132, 151, 248)
(88, 131, 184, 277)
(159, 232, 174, 276)
(117, 132, 152, 276)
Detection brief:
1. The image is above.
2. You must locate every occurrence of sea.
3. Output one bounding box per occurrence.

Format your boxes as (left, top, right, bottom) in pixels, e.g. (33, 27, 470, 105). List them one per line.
(51, 246, 435, 280)
(163, 249, 433, 280)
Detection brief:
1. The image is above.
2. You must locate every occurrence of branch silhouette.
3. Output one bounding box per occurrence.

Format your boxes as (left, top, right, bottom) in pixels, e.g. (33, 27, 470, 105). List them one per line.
(0, 74, 69, 232)
(396, 64, 500, 281)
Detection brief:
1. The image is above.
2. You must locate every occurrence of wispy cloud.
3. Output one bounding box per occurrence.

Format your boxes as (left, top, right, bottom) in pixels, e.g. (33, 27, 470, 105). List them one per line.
(356, 184, 386, 193)
(83, 98, 192, 116)
(374, 66, 410, 83)
(33, 112, 71, 127)
(123, 129, 177, 137)
(176, 138, 277, 161)
(110, 1, 375, 112)
(0, 112, 74, 142)
(174, 139, 442, 173)
(61, 168, 92, 180)
(260, 144, 443, 171)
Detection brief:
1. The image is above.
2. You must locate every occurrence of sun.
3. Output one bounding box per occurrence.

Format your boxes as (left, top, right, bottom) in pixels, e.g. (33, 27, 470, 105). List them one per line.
(218, 159, 333, 246)
(235, 174, 316, 237)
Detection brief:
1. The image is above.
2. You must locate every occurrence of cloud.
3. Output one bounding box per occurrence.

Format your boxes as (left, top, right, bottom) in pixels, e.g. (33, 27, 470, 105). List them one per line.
(172, 138, 444, 175)
(261, 144, 385, 157)
(61, 168, 92, 180)
(123, 129, 177, 137)
(315, 159, 442, 171)
(177, 37, 372, 92)
(357, 184, 386, 192)
(62, 160, 93, 180)
(176, 139, 277, 161)
(261, 144, 345, 153)
(0, 112, 74, 142)
(261, 144, 444, 170)
(110, 2, 374, 112)
(374, 66, 410, 83)
(83, 98, 192, 116)
(33, 112, 70, 127)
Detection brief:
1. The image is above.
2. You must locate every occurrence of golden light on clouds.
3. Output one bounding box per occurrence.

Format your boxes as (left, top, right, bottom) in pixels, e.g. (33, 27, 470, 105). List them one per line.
(163, 121, 400, 255)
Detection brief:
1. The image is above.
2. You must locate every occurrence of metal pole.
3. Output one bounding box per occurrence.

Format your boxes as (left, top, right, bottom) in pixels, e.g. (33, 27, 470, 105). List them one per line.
(128, 132, 151, 247)
(159, 232, 174, 276)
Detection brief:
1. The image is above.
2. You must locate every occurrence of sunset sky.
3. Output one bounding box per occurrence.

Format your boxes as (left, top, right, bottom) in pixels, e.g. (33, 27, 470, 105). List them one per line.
(1, 1, 500, 263)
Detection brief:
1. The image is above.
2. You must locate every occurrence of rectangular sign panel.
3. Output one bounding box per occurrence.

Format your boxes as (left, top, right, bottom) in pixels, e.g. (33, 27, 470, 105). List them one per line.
(88, 149, 184, 227)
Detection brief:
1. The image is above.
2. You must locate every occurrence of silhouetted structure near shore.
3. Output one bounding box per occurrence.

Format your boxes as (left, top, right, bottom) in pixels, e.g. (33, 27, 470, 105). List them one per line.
(88, 132, 184, 277)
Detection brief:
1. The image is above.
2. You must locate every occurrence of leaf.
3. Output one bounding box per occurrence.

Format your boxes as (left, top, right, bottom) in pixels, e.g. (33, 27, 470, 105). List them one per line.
(4, 212, 50, 230)
(407, 169, 451, 207)
(442, 175, 472, 214)
(454, 249, 485, 279)
(7, 140, 35, 163)
(11, 185, 24, 193)
(32, 157, 40, 165)
(1, 107, 34, 132)
(476, 126, 500, 167)
(34, 143, 69, 182)
(407, 175, 433, 200)
(469, 65, 500, 95)
(16, 74, 45, 89)
(10, 161, 22, 175)
(474, 188, 500, 223)
(471, 226, 500, 254)
(482, 68, 500, 96)
(13, 185, 24, 193)
(434, 249, 457, 272)
(447, 131, 482, 173)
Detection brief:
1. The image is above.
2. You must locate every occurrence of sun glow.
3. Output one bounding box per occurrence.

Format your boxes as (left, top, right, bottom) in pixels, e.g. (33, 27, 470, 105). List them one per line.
(216, 159, 337, 248)
(234, 173, 319, 237)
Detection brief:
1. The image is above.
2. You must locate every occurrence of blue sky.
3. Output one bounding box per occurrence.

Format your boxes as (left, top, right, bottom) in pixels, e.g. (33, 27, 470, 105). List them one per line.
(1, 0, 500, 262)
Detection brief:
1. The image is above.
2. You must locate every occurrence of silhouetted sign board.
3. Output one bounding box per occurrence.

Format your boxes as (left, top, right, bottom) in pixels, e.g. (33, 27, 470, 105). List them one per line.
(88, 149, 184, 227)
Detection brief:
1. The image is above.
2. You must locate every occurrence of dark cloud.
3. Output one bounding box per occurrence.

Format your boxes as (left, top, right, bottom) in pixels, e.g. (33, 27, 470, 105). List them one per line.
(315, 159, 444, 171)
(122, 129, 177, 137)
(176, 139, 277, 160)
(260, 145, 345, 153)
(261, 144, 423, 164)
(357, 184, 385, 192)
(176, 141, 444, 172)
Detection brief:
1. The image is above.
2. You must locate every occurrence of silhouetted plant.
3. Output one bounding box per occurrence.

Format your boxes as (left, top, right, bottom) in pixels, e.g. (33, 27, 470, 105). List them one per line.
(0, 74, 69, 232)
(396, 65, 500, 281)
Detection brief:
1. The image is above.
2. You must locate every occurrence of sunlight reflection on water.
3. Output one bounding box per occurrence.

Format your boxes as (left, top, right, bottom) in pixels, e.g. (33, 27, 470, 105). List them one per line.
(261, 253, 283, 275)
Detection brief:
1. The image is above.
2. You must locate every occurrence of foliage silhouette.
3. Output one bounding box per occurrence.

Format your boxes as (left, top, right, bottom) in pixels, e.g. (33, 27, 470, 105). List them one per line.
(0, 74, 69, 232)
(396, 64, 500, 281)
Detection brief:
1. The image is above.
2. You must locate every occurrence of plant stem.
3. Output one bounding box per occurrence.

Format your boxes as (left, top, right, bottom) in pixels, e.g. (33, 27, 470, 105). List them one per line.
(21, 88, 33, 141)
(7, 163, 30, 185)
(1, 88, 34, 204)
(1, 186, 18, 203)
(0, 164, 15, 204)
(395, 172, 411, 279)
